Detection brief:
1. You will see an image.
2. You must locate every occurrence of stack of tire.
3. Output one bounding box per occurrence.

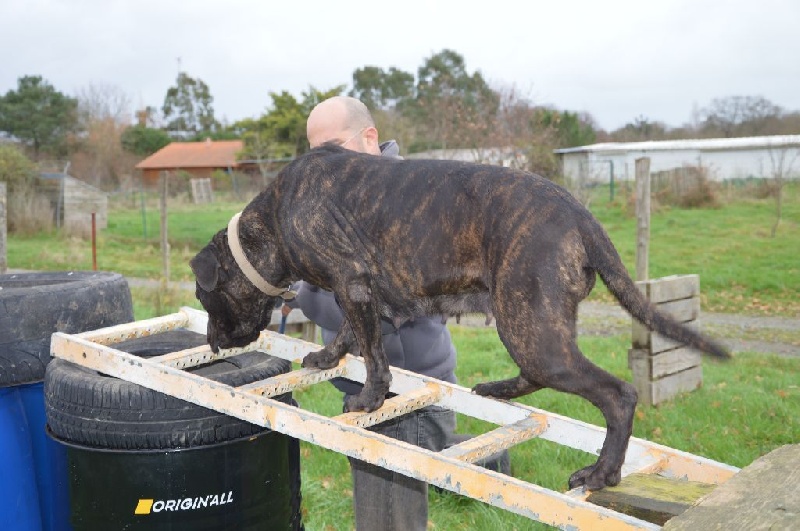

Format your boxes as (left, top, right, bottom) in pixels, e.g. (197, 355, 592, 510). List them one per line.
(1, 272, 134, 531)
(2, 272, 302, 530)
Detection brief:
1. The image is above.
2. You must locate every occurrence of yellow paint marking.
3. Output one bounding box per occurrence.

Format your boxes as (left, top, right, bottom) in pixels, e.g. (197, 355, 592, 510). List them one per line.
(134, 499, 154, 514)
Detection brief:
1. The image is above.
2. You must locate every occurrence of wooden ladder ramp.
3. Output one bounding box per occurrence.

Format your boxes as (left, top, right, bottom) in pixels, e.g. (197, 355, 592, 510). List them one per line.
(50, 307, 740, 530)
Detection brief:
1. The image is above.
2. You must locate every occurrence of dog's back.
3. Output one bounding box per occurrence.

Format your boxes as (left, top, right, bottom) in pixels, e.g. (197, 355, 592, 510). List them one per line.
(269, 145, 729, 361)
(271, 145, 591, 315)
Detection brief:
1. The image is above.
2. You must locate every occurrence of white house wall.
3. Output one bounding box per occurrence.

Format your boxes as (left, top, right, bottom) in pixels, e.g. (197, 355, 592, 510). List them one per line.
(557, 136, 800, 182)
(701, 147, 796, 180)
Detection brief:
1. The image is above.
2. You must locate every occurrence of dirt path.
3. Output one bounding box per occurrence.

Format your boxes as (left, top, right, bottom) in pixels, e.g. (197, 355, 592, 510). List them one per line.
(457, 301, 800, 358)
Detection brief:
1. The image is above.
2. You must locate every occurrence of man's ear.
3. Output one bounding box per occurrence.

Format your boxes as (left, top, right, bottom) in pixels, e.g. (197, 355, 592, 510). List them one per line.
(190, 246, 220, 292)
(363, 126, 380, 153)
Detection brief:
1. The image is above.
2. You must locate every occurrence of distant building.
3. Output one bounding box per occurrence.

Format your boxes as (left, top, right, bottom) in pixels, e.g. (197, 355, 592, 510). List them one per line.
(554, 135, 800, 184)
(135, 139, 244, 187)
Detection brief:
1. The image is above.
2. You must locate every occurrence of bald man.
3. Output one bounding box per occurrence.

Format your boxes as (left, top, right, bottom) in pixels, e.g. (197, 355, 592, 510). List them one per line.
(286, 96, 508, 530)
(306, 96, 383, 155)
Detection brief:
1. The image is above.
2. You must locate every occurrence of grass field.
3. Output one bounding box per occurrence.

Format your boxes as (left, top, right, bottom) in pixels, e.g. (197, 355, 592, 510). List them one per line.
(8, 181, 798, 317)
(294, 327, 798, 530)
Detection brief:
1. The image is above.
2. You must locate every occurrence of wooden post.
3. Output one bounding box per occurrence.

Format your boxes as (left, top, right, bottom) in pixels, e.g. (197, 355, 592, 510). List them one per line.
(0, 182, 6, 274)
(159, 171, 170, 283)
(91, 212, 97, 271)
(635, 157, 651, 281)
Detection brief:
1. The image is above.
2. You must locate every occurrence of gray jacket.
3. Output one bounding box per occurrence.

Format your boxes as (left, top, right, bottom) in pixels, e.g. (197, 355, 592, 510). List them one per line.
(289, 140, 457, 395)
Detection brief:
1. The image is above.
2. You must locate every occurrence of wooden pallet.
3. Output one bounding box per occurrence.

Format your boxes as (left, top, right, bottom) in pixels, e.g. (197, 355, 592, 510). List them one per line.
(629, 275, 704, 405)
(50, 307, 740, 530)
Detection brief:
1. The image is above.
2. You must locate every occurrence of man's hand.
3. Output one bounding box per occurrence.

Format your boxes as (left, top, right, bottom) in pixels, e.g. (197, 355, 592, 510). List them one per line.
(281, 304, 292, 317)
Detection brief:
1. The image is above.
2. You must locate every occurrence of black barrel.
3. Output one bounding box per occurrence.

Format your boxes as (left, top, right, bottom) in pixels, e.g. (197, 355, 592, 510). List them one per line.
(61, 430, 294, 530)
(46, 329, 303, 530)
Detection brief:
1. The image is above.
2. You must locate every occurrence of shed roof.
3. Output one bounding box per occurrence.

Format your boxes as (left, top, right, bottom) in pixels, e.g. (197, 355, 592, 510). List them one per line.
(135, 139, 244, 170)
(554, 135, 800, 155)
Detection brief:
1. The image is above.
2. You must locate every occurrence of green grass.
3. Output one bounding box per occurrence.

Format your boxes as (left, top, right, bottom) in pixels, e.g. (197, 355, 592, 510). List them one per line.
(291, 326, 799, 530)
(7, 183, 798, 316)
(8, 198, 248, 282)
(589, 184, 800, 315)
(129, 285, 201, 320)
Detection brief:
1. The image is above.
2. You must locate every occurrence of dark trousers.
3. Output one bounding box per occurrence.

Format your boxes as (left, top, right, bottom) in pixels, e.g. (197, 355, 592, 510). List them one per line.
(348, 404, 510, 531)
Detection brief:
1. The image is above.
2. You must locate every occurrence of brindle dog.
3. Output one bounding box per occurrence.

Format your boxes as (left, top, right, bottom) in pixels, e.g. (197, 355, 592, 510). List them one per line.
(191, 143, 729, 491)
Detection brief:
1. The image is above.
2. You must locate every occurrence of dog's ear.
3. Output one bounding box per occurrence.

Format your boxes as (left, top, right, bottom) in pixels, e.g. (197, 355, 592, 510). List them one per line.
(190, 246, 221, 292)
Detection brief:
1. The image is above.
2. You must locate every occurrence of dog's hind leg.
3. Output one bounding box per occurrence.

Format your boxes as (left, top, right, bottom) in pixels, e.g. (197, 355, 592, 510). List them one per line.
(492, 282, 636, 491)
(474, 375, 543, 399)
(551, 345, 638, 491)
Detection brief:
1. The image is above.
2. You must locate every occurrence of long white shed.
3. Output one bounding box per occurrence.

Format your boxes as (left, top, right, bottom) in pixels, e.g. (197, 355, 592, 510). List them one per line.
(554, 135, 800, 184)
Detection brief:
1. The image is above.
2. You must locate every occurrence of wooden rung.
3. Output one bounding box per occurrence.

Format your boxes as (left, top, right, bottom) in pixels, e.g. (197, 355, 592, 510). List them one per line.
(622, 456, 668, 477)
(150, 340, 292, 369)
(151, 345, 217, 367)
(441, 414, 548, 463)
(76, 311, 189, 345)
(563, 486, 590, 501)
(335, 383, 443, 428)
(564, 456, 668, 503)
(238, 365, 349, 397)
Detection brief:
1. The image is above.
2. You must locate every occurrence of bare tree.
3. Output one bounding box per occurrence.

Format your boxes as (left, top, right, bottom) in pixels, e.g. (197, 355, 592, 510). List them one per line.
(240, 129, 279, 188)
(611, 115, 669, 141)
(700, 95, 783, 137)
(77, 83, 131, 125)
(71, 83, 136, 188)
(766, 141, 800, 237)
(491, 85, 557, 171)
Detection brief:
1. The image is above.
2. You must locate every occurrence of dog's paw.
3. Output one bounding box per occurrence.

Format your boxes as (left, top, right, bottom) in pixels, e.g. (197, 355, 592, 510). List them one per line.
(472, 381, 501, 397)
(344, 391, 385, 413)
(568, 463, 622, 491)
(301, 348, 341, 370)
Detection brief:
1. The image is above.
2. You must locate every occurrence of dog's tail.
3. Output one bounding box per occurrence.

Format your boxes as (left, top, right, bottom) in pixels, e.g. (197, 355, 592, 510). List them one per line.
(585, 221, 730, 359)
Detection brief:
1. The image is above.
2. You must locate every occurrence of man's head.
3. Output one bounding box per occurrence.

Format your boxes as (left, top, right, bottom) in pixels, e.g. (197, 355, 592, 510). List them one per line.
(307, 96, 380, 155)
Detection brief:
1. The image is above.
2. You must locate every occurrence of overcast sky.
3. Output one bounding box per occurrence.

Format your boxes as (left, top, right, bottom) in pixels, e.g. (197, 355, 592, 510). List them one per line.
(2, 0, 798, 132)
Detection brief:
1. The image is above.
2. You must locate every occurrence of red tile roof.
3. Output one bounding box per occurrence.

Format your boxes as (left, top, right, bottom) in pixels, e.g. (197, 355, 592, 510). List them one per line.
(135, 139, 244, 170)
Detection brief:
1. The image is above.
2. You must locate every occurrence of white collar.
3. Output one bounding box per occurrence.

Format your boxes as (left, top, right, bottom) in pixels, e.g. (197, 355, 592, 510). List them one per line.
(227, 212, 296, 300)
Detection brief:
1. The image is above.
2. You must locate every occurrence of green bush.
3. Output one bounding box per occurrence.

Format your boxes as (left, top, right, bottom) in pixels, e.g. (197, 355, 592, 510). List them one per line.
(0, 143, 36, 192)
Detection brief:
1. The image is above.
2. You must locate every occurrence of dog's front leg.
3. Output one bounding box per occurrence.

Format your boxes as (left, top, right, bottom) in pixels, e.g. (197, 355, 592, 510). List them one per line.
(302, 321, 355, 370)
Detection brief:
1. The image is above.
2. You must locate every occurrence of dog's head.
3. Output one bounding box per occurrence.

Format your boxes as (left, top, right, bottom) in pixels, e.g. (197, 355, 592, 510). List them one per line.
(190, 232, 279, 353)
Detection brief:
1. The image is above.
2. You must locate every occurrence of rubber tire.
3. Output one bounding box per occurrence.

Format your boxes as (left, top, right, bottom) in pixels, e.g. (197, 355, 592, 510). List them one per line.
(44, 329, 292, 450)
(0, 271, 134, 387)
